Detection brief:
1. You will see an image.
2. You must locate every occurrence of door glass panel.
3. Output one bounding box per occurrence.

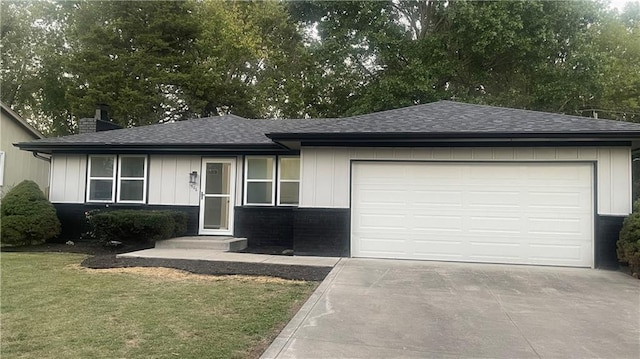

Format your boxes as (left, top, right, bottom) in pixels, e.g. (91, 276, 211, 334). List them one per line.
(203, 197, 229, 230)
(205, 163, 230, 194)
(247, 182, 272, 204)
(90, 156, 114, 177)
(279, 182, 299, 205)
(247, 158, 273, 179)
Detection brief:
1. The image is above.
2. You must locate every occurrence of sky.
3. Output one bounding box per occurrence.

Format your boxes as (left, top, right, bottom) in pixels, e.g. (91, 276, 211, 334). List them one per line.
(609, 0, 638, 10)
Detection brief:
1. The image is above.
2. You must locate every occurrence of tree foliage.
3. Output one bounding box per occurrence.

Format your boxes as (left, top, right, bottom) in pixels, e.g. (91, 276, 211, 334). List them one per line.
(1, 0, 639, 135)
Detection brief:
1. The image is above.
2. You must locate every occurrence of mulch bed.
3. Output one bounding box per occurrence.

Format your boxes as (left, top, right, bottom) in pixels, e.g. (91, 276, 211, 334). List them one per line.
(4, 240, 333, 282)
(82, 256, 332, 281)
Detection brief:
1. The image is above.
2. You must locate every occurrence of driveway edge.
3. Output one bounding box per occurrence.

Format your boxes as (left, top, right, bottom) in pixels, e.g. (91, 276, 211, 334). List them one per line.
(260, 258, 347, 359)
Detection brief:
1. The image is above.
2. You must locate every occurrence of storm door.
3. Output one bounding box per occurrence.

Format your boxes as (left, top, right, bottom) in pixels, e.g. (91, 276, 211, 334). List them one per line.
(199, 158, 235, 235)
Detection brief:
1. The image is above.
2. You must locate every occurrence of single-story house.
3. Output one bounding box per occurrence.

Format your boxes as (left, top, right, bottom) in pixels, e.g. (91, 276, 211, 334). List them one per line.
(1, 102, 50, 196)
(16, 101, 640, 268)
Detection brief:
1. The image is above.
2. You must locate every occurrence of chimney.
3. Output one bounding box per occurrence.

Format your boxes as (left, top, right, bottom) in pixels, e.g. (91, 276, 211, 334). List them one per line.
(95, 103, 110, 122)
(78, 104, 121, 134)
(78, 117, 96, 134)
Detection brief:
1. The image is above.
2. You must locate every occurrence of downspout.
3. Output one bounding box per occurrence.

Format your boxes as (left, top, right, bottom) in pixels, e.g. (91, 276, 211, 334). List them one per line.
(33, 152, 51, 162)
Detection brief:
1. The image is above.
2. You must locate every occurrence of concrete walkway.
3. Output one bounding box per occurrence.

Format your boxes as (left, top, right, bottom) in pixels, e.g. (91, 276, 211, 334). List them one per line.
(262, 258, 640, 358)
(117, 248, 340, 267)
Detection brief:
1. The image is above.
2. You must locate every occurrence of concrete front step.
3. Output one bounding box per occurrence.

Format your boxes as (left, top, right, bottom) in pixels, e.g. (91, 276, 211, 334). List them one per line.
(155, 236, 247, 251)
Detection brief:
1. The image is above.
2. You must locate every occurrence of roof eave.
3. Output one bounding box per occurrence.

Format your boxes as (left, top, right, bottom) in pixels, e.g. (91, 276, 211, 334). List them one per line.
(14, 142, 287, 154)
(1, 102, 44, 139)
(266, 131, 640, 141)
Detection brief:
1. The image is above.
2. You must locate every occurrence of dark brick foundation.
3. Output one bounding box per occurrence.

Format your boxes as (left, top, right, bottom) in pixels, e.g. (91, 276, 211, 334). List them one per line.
(233, 206, 294, 248)
(595, 214, 626, 268)
(293, 208, 350, 257)
(53, 203, 199, 241)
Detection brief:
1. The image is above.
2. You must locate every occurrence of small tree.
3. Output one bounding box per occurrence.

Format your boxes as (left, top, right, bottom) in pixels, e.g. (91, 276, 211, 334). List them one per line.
(617, 200, 640, 277)
(1, 180, 61, 246)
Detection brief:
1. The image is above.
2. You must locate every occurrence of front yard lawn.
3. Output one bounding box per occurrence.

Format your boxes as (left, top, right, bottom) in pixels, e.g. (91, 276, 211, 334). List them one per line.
(1, 252, 316, 359)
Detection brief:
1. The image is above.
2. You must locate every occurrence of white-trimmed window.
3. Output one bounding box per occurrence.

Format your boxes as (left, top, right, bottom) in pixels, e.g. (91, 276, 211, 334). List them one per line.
(117, 155, 147, 203)
(87, 155, 147, 203)
(278, 156, 300, 206)
(87, 155, 117, 202)
(244, 156, 276, 205)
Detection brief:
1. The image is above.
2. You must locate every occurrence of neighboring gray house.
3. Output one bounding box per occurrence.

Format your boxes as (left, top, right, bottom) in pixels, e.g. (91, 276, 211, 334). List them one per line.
(1, 102, 49, 196)
(16, 101, 640, 268)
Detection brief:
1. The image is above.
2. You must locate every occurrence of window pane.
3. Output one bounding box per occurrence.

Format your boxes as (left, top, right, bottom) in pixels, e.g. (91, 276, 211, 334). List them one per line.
(90, 156, 114, 177)
(280, 182, 299, 205)
(247, 182, 272, 204)
(89, 180, 113, 201)
(119, 180, 144, 201)
(205, 163, 230, 195)
(247, 158, 273, 180)
(280, 157, 300, 180)
(121, 157, 145, 177)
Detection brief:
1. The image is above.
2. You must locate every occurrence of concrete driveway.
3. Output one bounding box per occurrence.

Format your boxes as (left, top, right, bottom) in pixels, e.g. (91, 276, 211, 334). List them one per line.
(262, 258, 640, 358)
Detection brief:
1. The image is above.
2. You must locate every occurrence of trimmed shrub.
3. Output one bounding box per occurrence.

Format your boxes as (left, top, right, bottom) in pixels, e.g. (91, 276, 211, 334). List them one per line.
(169, 211, 188, 237)
(1, 180, 61, 246)
(618, 202, 640, 276)
(88, 210, 188, 244)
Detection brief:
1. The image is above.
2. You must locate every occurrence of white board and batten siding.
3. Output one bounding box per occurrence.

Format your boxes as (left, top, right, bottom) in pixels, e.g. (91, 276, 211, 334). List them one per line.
(50, 154, 244, 206)
(299, 146, 632, 216)
(147, 155, 201, 206)
(49, 155, 86, 203)
(147, 155, 243, 206)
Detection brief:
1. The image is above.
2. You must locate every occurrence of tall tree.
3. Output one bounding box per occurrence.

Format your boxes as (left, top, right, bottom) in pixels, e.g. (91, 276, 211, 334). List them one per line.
(1, 1, 71, 134)
(63, 0, 200, 127)
(288, 0, 634, 120)
(183, 0, 311, 119)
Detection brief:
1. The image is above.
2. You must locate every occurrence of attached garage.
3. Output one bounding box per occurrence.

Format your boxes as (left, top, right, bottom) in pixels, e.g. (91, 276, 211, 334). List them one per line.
(351, 161, 594, 267)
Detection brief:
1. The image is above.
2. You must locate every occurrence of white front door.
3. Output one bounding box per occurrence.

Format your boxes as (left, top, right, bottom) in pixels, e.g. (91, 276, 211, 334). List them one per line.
(199, 158, 236, 235)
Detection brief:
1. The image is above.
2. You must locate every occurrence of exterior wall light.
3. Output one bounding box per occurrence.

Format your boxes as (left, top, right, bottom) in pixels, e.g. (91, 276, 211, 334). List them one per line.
(189, 171, 198, 184)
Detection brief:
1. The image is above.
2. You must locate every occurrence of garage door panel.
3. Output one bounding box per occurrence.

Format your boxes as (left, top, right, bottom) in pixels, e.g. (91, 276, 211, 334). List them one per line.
(528, 192, 586, 209)
(468, 216, 522, 233)
(411, 215, 463, 231)
(358, 239, 407, 254)
(412, 190, 463, 205)
(467, 191, 521, 207)
(358, 189, 406, 204)
(527, 217, 585, 235)
(352, 162, 594, 267)
(527, 244, 589, 263)
(358, 214, 406, 230)
(468, 242, 523, 260)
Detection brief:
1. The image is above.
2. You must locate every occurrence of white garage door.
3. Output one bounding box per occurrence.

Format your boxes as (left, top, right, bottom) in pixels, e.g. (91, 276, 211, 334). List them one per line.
(351, 162, 594, 267)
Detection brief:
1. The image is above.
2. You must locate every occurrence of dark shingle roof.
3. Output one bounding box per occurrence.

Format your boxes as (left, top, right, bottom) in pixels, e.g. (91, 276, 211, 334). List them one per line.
(16, 101, 640, 152)
(27, 115, 283, 146)
(269, 101, 640, 136)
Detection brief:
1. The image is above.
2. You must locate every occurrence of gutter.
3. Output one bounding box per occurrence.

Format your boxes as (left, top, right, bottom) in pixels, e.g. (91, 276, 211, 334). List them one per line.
(33, 152, 51, 162)
(265, 131, 640, 141)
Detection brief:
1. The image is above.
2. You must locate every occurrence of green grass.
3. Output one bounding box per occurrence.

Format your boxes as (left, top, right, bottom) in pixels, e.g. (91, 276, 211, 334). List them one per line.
(0, 252, 316, 359)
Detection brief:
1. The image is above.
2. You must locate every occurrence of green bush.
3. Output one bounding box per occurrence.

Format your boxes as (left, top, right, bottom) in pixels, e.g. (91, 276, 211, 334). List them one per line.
(169, 211, 188, 237)
(618, 203, 640, 276)
(1, 180, 61, 246)
(88, 210, 188, 244)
